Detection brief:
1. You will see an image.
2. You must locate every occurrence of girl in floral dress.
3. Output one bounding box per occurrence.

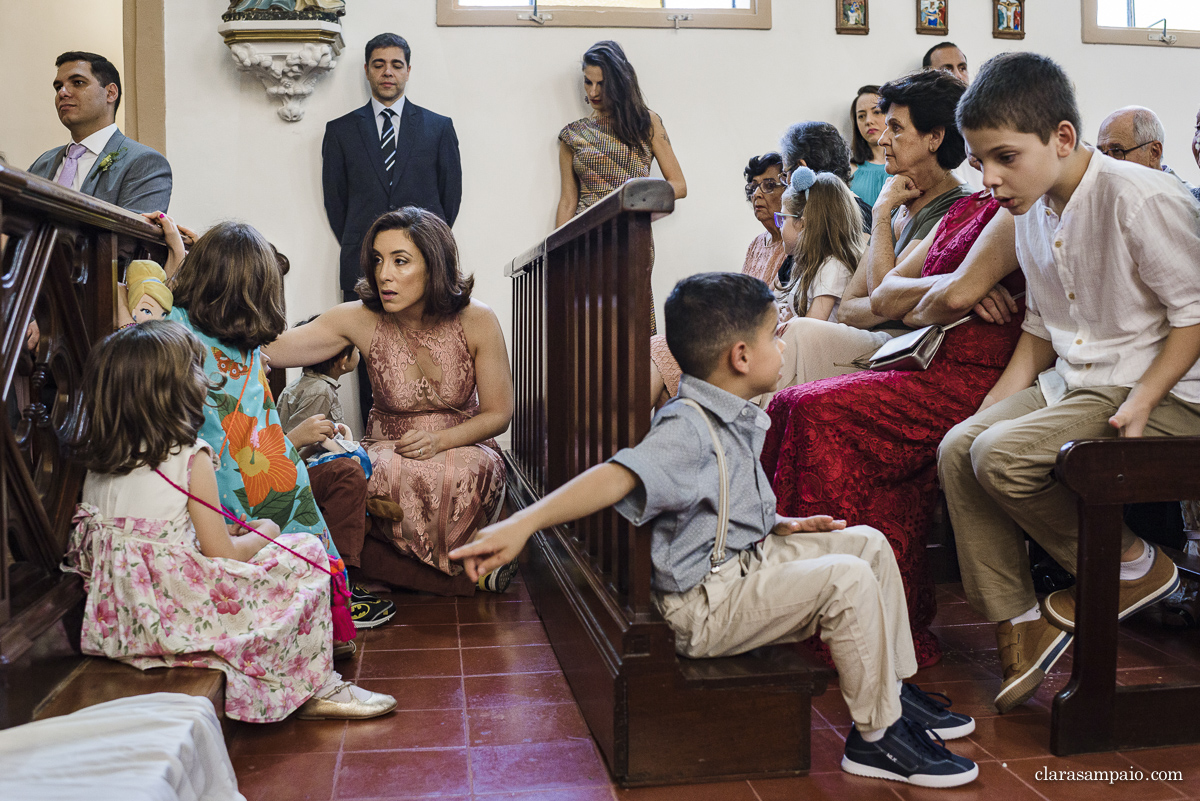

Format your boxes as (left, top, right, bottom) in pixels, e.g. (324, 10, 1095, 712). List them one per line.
(64, 321, 395, 723)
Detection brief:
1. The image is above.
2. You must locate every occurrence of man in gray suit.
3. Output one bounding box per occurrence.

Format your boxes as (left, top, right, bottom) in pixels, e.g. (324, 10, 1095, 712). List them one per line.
(29, 51, 171, 214)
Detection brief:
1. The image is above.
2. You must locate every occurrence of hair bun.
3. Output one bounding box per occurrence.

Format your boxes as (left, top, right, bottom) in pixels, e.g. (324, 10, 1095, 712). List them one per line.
(789, 166, 817, 193)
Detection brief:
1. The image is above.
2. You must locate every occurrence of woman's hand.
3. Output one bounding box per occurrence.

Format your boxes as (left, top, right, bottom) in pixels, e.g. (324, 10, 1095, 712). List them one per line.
(973, 284, 1019, 324)
(287, 414, 335, 448)
(874, 175, 922, 216)
(396, 429, 442, 460)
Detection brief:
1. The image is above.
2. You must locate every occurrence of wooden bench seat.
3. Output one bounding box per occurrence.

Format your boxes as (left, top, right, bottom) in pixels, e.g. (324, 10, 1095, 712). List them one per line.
(33, 659, 226, 732)
(1051, 437, 1200, 755)
(504, 178, 834, 786)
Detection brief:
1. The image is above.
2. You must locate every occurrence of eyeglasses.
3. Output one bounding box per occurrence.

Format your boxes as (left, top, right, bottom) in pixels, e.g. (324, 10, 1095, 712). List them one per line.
(773, 212, 800, 228)
(745, 178, 787, 199)
(1100, 141, 1155, 160)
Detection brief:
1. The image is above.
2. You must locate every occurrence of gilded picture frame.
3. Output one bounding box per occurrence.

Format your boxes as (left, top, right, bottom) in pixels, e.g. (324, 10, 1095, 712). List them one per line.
(916, 0, 948, 35)
(836, 0, 869, 35)
(993, 0, 1025, 39)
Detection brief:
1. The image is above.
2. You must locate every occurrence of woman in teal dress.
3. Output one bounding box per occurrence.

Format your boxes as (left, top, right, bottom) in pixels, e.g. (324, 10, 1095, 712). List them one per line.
(849, 85, 888, 207)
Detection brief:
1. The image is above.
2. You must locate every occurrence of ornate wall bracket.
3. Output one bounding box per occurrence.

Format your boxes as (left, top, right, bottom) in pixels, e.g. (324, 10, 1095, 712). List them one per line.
(217, 20, 344, 122)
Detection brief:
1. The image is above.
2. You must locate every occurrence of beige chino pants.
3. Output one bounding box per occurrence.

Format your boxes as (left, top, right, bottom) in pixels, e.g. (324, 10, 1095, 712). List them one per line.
(653, 526, 916, 731)
(937, 384, 1200, 622)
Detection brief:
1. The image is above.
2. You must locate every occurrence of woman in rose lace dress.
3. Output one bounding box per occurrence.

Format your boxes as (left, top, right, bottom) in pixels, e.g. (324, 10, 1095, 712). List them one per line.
(761, 192, 1024, 668)
(266, 208, 513, 596)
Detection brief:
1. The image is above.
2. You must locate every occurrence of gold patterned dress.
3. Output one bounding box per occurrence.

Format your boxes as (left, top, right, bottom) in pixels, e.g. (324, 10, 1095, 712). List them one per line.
(362, 314, 506, 584)
(560, 116, 658, 332)
(559, 117, 653, 214)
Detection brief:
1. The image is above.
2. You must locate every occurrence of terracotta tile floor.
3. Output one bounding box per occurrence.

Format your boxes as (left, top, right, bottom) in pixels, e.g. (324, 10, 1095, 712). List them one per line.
(227, 577, 1200, 800)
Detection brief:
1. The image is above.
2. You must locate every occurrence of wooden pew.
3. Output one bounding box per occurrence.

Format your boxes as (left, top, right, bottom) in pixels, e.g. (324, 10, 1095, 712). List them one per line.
(1051, 437, 1200, 754)
(0, 164, 224, 729)
(504, 177, 833, 787)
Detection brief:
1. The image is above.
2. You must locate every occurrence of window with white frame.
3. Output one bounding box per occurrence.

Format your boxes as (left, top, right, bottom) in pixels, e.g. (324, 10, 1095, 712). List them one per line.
(1084, 0, 1200, 47)
(436, 0, 769, 29)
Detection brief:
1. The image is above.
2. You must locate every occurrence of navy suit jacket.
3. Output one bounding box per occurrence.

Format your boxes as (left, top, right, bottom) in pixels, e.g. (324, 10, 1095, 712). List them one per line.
(28, 129, 172, 214)
(322, 100, 462, 293)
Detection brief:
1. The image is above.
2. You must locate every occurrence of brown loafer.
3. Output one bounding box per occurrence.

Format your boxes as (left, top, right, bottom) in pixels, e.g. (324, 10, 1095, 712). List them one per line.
(994, 616, 1072, 714)
(1043, 545, 1180, 634)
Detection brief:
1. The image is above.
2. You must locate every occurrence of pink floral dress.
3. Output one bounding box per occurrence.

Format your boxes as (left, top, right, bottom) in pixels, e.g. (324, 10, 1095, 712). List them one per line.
(364, 314, 506, 577)
(63, 440, 334, 723)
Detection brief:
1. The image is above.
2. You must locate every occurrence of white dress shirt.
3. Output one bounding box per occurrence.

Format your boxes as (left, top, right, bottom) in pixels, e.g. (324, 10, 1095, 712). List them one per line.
(370, 96, 406, 148)
(1017, 149, 1200, 402)
(51, 122, 119, 191)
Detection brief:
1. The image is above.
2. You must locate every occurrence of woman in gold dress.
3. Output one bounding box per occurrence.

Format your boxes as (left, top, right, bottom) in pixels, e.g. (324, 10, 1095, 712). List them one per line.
(556, 40, 686, 227)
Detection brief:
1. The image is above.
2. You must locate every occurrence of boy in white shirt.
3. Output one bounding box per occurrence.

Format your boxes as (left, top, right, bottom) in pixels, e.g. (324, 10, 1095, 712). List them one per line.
(938, 52, 1200, 714)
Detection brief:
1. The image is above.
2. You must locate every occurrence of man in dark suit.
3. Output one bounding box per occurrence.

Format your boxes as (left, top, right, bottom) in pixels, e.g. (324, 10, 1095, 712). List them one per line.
(29, 51, 171, 214)
(322, 32, 462, 422)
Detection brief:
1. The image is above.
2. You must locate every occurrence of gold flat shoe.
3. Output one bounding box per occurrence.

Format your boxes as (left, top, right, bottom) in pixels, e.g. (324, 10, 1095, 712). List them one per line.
(296, 682, 396, 720)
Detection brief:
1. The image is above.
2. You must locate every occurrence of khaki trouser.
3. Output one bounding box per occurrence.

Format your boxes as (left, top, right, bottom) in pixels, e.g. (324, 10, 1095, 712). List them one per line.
(938, 384, 1200, 622)
(653, 526, 916, 731)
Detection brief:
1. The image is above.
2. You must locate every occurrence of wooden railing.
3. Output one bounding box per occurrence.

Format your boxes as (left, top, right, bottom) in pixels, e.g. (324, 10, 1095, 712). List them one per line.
(0, 164, 165, 727)
(506, 177, 663, 616)
(503, 178, 832, 787)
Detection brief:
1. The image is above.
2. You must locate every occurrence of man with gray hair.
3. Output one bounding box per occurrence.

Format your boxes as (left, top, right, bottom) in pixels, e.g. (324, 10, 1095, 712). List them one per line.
(1097, 106, 1191, 189)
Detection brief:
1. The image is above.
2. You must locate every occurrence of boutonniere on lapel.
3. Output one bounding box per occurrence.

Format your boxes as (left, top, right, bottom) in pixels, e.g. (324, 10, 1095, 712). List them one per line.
(96, 147, 128, 174)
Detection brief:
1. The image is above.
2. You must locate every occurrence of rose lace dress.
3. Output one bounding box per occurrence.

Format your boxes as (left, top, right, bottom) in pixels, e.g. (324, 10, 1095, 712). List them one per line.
(760, 193, 1026, 668)
(63, 440, 334, 723)
(363, 314, 506, 579)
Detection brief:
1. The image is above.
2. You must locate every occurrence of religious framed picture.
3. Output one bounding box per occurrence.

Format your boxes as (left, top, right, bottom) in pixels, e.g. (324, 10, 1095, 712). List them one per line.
(836, 0, 869, 35)
(993, 0, 1025, 39)
(916, 0, 948, 35)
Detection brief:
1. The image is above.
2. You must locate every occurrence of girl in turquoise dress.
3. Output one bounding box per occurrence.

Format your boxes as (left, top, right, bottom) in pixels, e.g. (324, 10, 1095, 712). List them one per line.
(139, 214, 357, 642)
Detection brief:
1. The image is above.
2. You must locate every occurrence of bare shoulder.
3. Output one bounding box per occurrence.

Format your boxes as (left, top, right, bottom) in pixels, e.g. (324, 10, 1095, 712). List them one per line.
(460, 298, 502, 333)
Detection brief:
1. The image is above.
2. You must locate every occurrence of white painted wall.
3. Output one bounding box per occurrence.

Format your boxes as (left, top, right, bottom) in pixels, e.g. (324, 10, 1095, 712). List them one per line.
(1, 0, 125, 170)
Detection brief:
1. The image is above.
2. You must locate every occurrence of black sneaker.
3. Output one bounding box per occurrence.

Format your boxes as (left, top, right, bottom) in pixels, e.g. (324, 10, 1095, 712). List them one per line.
(900, 683, 975, 739)
(842, 717, 979, 788)
(351, 585, 396, 629)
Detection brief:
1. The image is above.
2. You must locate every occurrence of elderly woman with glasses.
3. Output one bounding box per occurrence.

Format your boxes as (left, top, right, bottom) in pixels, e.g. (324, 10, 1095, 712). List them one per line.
(648, 152, 788, 404)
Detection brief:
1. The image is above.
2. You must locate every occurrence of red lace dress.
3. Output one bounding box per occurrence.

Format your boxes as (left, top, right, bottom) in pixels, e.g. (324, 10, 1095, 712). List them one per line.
(760, 193, 1025, 668)
(363, 314, 506, 585)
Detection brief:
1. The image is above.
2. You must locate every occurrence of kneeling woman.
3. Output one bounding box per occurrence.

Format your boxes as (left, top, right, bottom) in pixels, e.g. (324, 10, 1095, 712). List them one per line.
(267, 209, 513, 595)
(761, 191, 1024, 668)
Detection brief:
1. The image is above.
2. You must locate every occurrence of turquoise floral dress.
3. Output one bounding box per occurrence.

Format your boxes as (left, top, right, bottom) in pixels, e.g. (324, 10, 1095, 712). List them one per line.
(167, 308, 354, 638)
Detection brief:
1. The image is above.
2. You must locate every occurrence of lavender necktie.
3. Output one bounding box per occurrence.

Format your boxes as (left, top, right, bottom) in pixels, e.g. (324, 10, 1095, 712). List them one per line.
(56, 143, 88, 188)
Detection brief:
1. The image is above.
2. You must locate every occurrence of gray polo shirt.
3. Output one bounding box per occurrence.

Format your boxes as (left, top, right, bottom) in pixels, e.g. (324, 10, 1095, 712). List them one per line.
(610, 375, 779, 594)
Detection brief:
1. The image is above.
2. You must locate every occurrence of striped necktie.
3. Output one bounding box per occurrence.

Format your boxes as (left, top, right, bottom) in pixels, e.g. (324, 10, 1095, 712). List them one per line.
(380, 108, 396, 184)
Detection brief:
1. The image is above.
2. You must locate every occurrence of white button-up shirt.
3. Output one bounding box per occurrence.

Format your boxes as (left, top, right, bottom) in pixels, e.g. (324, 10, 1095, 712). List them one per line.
(370, 95, 405, 148)
(51, 122, 118, 191)
(1017, 149, 1200, 402)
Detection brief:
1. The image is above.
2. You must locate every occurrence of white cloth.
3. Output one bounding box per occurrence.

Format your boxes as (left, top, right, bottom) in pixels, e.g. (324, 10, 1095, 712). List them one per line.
(51, 122, 118, 191)
(1016, 149, 1200, 402)
(370, 95, 406, 148)
(0, 693, 244, 801)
